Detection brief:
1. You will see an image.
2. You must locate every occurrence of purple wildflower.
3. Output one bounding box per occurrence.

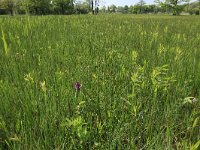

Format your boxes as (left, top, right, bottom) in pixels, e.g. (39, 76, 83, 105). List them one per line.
(75, 82, 81, 91)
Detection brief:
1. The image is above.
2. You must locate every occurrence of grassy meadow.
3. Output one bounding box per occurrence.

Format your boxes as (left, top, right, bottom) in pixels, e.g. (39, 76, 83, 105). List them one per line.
(0, 14, 200, 149)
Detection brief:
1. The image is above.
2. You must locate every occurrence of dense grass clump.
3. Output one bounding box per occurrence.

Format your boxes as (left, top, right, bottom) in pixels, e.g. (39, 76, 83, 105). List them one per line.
(0, 15, 200, 149)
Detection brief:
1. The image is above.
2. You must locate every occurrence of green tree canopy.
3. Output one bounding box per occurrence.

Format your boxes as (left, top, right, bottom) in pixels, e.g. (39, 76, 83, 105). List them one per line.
(155, 0, 187, 15)
(52, 0, 74, 14)
(0, 0, 17, 15)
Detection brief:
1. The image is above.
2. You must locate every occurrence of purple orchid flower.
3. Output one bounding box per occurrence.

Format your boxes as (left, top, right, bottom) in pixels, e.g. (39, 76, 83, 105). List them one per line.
(75, 82, 81, 91)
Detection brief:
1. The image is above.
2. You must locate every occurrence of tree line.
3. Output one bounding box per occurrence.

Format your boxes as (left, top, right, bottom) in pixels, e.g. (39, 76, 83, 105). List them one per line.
(0, 0, 100, 15)
(102, 0, 200, 15)
(0, 0, 199, 15)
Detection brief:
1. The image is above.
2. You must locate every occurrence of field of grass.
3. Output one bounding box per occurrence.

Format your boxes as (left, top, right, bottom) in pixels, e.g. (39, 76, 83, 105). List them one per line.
(0, 14, 200, 149)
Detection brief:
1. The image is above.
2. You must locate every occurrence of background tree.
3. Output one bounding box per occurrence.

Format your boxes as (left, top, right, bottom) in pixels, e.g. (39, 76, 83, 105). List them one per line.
(155, 0, 186, 15)
(187, 1, 200, 14)
(137, 0, 146, 13)
(100, 5, 106, 13)
(52, 0, 74, 14)
(167, 0, 182, 15)
(83, 0, 93, 13)
(28, 0, 51, 15)
(109, 4, 117, 13)
(148, 4, 157, 13)
(116, 6, 125, 13)
(74, 1, 90, 14)
(0, 0, 17, 15)
(124, 5, 129, 13)
(87, 0, 99, 14)
(17, 0, 32, 14)
(184, 0, 191, 12)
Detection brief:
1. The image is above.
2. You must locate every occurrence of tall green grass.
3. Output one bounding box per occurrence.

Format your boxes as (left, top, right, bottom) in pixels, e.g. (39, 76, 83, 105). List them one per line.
(0, 14, 200, 149)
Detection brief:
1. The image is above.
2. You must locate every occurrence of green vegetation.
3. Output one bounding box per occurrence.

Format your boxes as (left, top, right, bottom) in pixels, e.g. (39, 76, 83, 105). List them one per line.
(0, 0, 100, 15)
(0, 15, 200, 149)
